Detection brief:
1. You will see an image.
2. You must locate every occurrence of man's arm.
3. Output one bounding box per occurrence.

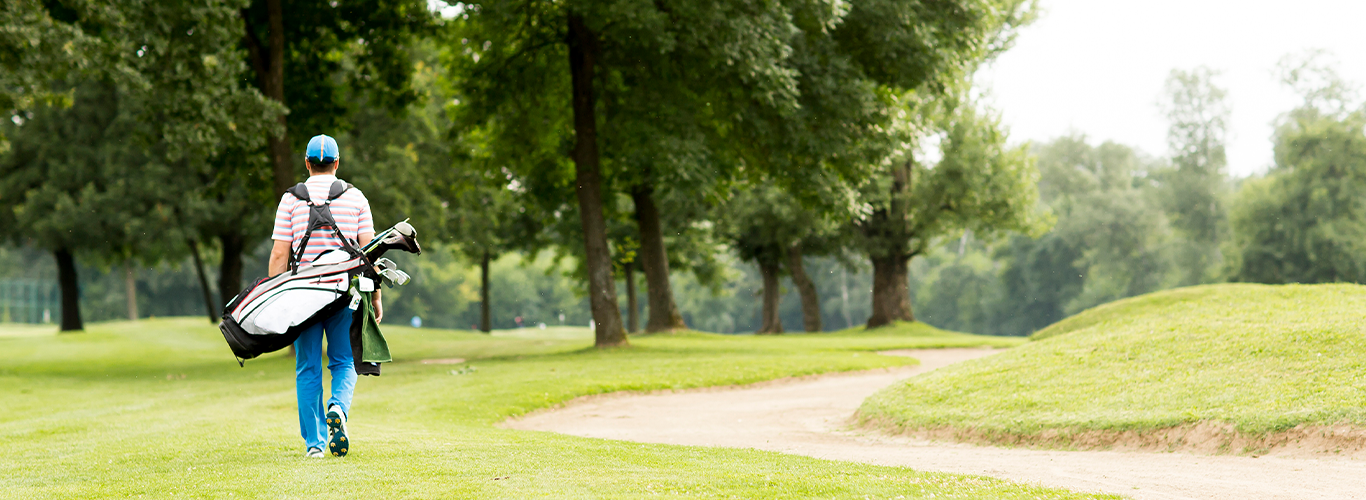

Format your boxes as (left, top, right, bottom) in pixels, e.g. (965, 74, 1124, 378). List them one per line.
(358, 231, 382, 322)
(268, 240, 291, 276)
(269, 193, 297, 277)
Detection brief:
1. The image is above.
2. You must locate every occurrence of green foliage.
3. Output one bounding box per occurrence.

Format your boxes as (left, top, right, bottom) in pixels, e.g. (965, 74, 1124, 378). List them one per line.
(1011, 137, 1172, 314)
(861, 284, 1366, 440)
(908, 242, 1000, 333)
(905, 135, 1178, 336)
(240, 0, 434, 136)
(446, 0, 837, 254)
(338, 42, 449, 229)
(716, 184, 840, 267)
(1226, 53, 1366, 284)
(0, 0, 96, 148)
(0, 80, 165, 257)
(1227, 113, 1366, 283)
(853, 92, 1046, 264)
(0, 318, 1109, 499)
(0, 0, 283, 327)
(1153, 67, 1231, 286)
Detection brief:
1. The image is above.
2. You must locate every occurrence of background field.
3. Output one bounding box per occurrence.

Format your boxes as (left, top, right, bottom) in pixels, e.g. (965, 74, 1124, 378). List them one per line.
(0, 319, 1121, 499)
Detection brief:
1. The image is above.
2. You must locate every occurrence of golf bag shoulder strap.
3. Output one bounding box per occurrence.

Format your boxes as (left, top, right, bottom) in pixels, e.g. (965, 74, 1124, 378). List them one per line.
(286, 181, 352, 203)
(287, 180, 356, 273)
(327, 180, 352, 201)
(286, 183, 311, 203)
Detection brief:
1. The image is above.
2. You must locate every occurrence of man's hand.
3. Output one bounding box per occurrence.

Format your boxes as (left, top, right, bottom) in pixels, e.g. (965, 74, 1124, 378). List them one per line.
(371, 291, 383, 323)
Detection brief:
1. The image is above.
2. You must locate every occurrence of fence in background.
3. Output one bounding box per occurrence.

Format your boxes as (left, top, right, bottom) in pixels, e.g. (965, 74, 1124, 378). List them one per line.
(0, 279, 57, 324)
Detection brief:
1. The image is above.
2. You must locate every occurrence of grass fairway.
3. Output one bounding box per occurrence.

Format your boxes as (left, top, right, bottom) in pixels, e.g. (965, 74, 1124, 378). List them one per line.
(0, 318, 1117, 499)
(858, 284, 1366, 450)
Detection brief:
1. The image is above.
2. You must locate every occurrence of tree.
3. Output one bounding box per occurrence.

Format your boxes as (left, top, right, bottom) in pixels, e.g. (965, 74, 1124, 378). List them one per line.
(451, 1, 807, 346)
(452, 0, 1037, 342)
(1226, 53, 1366, 284)
(984, 136, 1171, 335)
(715, 0, 1039, 330)
(1155, 67, 1231, 286)
(855, 95, 1045, 328)
(238, 0, 433, 195)
(439, 163, 535, 333)
(211, 0, 433, 304)
(0, 0, 276, 330)
(717, 184, 840, 333)
(629, 183, 685, 332)
(0, 79, 196, 332)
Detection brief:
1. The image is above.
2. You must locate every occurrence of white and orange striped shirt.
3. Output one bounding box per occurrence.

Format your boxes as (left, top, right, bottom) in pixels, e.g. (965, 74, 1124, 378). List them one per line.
(271, 175, 374, 265)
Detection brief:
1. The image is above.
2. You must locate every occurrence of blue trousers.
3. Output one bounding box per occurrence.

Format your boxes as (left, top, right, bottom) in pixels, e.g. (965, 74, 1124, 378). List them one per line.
(294, 307, 356, 450)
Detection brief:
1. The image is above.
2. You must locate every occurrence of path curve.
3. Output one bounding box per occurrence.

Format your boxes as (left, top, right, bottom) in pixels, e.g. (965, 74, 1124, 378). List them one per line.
(505, 348, 1366, 500)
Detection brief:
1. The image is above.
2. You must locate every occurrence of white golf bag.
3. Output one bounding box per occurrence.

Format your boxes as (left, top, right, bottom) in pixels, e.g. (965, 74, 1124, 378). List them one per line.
(218, 181, 420, 365)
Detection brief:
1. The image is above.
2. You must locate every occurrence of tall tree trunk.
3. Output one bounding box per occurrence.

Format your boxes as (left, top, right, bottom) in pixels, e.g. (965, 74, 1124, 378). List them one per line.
(242, 0, 293, 196)
(124, 263, 138, 321)
(188, 238, 217, 322)
(54, 248, 82, 332)
(631, 184, 685, 332)
(625, 265, 638, 333)
(786, 244, 821, 332)
(567, 13, 627, 347)
(264, 0, 292, 195)
(840, 266, 852, 328)
(866, 254, 913, 328)
(217, 231, 245, 308)
(757, 261, 783, 335)
(864, 161, 916, 329)
(480, 249, 491, 333)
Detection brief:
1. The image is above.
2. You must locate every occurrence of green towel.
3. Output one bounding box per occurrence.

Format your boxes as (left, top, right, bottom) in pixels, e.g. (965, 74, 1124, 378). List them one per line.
(359, 291, 391, 363)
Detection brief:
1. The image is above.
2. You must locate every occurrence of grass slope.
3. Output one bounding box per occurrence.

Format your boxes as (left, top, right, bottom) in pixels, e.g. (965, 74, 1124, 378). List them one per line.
(0, 318, 1112, 499)
(859, 284, 1366, 444)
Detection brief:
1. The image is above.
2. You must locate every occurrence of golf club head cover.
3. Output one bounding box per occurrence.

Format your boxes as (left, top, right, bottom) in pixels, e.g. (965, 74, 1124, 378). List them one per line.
(365, 221, 421, 261)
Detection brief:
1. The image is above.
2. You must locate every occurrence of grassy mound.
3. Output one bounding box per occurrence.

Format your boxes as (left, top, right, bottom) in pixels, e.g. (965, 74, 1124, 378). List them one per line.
(0, 318, 1105, 499)
(858, 284, 1366, 451)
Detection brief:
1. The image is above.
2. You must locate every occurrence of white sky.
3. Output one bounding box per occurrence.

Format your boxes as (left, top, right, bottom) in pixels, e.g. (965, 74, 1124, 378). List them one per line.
(975, 0, 1366, 177)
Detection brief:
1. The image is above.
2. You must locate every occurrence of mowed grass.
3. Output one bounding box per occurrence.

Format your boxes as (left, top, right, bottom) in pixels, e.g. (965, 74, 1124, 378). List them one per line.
(859, 284, 1366, 440)
(0, 318, 1115, 499)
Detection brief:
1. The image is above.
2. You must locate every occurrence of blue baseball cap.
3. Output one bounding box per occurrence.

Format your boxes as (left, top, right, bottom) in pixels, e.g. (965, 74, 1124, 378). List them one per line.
(305, 134, 340, 164)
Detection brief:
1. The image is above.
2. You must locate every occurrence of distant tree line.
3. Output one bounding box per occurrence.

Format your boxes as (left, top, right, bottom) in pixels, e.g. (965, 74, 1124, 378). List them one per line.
(902, 52, 1366, 336)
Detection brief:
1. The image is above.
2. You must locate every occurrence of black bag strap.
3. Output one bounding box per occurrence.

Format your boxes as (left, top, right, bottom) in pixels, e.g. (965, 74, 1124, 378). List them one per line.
(286, 180, 358, 274)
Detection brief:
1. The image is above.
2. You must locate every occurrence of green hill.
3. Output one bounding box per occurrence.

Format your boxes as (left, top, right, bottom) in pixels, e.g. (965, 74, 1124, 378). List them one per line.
(858, 284, 1366, 451)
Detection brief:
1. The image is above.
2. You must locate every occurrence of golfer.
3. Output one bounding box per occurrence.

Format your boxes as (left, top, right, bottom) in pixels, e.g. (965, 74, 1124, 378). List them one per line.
(268, 134, 382, 458)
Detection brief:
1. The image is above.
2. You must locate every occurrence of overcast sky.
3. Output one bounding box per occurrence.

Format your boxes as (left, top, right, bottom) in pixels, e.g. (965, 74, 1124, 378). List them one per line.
(975, 0, 1366, 176)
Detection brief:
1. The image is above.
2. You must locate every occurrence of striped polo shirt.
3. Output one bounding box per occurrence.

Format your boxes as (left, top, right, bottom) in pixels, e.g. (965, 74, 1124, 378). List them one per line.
(271, 175, 374, 265)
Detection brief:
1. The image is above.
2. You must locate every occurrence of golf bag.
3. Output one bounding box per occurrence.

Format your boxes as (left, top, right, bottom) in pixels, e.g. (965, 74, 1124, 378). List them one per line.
(219, 181, 420, 365)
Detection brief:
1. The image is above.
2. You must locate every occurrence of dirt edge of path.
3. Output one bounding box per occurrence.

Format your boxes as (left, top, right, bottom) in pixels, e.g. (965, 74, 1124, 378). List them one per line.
(501, 361, 934, 428)
(856, 416, 1366, 459)
(502, 348, 1000, 428)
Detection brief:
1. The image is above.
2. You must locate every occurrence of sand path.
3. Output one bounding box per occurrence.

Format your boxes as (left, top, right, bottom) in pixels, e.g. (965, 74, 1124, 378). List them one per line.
(505, 348, 1366, 499)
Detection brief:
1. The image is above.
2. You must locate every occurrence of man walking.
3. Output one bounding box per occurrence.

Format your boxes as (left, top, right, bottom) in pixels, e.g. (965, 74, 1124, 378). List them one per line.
(268, 134, 382, 458)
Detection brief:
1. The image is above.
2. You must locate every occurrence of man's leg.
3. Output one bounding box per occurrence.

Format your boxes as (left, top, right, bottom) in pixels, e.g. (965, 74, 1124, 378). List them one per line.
(294, 323, 327, 451)
(323, 307, 356, 413)
(322, 307, 356, 456)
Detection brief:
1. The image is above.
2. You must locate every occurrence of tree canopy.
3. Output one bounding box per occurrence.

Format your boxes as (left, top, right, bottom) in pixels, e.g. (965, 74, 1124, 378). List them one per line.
(13, 0, 1310, 344)
(1227, 54, 1366, 284)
